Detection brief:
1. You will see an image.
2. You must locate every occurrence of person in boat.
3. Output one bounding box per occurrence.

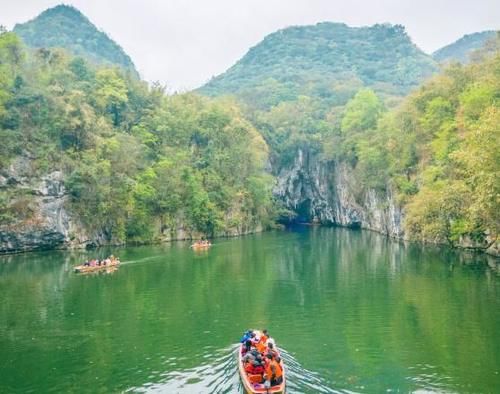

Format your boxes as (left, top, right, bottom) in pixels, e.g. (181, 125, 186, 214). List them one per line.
(264, 353, 283, 387)
(266, 341, 279, 358)
(246, 359, 265, 375)
(243, 348, 260, 363)
(256, 335, 267, 354)
(241, 339, 253, 356)
(240, 329, 254, 343)
(84, 260, 90, 267)
(251, 332, 260, 346)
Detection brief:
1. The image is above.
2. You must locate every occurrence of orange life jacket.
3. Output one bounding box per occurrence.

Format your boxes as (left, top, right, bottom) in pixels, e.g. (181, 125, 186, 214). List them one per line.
(256, 341, 266, 354)
(273, 360, 283, 378)
(265, 359, 283, 379)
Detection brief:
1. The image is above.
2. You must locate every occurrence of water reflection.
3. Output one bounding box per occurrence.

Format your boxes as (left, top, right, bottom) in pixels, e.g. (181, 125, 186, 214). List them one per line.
(0, 228, 499, 393)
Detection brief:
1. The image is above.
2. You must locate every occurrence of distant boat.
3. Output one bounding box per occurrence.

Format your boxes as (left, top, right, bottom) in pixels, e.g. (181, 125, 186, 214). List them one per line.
(74, 258, 120, 274)
(238, 330, 286, 394)
(190, 241, 212, 250)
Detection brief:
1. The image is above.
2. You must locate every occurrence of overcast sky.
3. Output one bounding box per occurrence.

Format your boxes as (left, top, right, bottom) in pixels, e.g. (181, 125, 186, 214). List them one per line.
(2, 0, 499, 91)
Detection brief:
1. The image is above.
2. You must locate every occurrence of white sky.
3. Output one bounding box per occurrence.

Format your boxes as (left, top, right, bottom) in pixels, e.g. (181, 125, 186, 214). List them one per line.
(2, 0, 499, 91)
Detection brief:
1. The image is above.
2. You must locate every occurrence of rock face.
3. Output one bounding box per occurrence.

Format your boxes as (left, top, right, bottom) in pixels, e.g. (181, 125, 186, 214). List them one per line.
(274, 148, 403, 237)
(0, 162, 86, 253)
(0, 157, 264, 254)
(274, 148, 500, 257)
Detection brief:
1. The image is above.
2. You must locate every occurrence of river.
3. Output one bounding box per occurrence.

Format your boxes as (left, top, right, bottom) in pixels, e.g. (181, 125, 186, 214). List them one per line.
(1, 227, 499, 393)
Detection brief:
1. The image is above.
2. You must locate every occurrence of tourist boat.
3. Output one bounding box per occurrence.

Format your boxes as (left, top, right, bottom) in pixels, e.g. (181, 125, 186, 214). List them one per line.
(238, 331, 286, 394)
(74, 258, 120, 274)
(190, 241, 211, 250)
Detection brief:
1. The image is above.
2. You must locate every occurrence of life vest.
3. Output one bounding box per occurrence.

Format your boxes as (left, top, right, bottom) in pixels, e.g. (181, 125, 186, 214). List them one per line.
(265, 359, 283, 379)
(256, 341, 266, 354)
(272, 360, 283, 378)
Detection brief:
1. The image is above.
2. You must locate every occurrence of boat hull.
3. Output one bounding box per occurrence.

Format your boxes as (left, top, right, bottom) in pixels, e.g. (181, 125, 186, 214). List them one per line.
(191, 244, 211, 250)
(74, 261, 120, 274)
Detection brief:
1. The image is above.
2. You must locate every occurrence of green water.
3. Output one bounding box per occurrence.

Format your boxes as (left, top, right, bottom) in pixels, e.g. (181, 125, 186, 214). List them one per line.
(1, 227, 499, 393)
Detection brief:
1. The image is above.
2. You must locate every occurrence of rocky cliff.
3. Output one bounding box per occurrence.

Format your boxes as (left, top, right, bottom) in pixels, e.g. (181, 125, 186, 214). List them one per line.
(274, 148, 500, 257)
(274, 148, 404, 238)
(0, 157, 263, 254)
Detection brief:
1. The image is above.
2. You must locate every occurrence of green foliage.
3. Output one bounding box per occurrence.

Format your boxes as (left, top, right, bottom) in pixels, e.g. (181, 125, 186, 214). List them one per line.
(13, 5, 138, 77)
(0, 31, 276, 243)
(341, 89, 385, 133)
(200, 22, 437, 108)
(433, 30, 498, 64)
(399, 47, 500, 244)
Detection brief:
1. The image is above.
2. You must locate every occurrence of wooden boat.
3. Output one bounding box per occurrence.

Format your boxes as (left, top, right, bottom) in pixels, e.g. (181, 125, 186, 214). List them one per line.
(74, 258, 120, 274)
(238, 331, 286, 394)
(190, 241, 211, 250)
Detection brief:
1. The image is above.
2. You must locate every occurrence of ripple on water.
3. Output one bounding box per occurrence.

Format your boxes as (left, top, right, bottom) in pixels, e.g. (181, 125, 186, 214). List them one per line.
(124, 344, 344, 394)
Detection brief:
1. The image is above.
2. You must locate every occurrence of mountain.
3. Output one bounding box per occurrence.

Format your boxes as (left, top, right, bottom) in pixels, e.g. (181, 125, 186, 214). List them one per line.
(433, 31, 498, 63)
(13, 4, 138, 77)
(199, 23, 438, 108)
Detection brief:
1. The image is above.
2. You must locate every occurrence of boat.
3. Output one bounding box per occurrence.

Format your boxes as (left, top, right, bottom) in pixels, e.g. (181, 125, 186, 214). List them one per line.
(74, 258, 120, 274)
(238, 330, 286, 394)
(190, 241, 211, 250)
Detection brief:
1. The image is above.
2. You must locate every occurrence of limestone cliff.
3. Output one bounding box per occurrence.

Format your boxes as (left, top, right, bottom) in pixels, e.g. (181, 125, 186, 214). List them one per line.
(273, 148, 499, 257)
(274, 148, 404, 238)
(0, 157, 263, 254)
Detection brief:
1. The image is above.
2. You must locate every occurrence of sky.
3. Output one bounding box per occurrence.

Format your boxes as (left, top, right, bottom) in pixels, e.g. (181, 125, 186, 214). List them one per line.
(2, 0, 499, 91)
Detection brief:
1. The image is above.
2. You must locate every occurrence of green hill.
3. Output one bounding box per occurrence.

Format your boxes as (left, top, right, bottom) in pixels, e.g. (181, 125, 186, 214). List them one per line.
(13, 4, 138, 77)
(433, 31, 498, 63)
(199, 22, 438, 109)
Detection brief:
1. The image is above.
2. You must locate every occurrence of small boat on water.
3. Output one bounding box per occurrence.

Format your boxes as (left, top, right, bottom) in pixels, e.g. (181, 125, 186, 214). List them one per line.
(238, 330, 286, 394)
(190, 241, 211, 250)
(74, 257, 120, 274)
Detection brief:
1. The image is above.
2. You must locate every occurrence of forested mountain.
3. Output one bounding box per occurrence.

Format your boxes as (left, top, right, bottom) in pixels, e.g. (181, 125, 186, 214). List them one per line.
(0, 31, 275, 252)
(200, 22, 499, 255)
(200, 23, 438, 109)
(13, 5, 138, 77)
(0, 5, 498, 256)
(433, 31, 498, 63)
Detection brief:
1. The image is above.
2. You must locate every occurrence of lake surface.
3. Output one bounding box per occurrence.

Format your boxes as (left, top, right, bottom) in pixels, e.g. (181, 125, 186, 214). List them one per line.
(1, 227, 499, 393)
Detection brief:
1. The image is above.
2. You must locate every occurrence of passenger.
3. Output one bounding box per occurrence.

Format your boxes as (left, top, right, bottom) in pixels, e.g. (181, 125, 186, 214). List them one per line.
(256, 336, 267, 354)
(245, 359, 265, 375)
(240, 329, 254, 343)
(261, 329, 269, 342)
(241, 339, 252, 355)
(264, 353, 283, 386)
(84, 260, 90, 267)
(252, 360, 265, 374)
(267, 341, 278, 358)
(243, 352, 255, 363)
(244, 360, 254, 373)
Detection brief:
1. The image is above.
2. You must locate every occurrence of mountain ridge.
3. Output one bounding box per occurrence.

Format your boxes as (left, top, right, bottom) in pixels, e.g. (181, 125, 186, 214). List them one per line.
(199, 22, 438, 108)
(433, 30, 498, 63)
(13, 4, 138, 77)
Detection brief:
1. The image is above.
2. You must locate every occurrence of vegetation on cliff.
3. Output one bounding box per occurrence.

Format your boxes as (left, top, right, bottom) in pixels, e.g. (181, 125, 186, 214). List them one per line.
(1, 7, 498, 253)
(0, 31, 276, 243)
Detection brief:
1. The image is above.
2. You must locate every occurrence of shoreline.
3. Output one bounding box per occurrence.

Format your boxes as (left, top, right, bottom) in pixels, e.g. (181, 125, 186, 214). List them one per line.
(1, 223, 498, 261)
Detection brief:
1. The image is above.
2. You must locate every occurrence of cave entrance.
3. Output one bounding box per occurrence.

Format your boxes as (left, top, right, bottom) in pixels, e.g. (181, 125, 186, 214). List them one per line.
(294, 199, 312, 224)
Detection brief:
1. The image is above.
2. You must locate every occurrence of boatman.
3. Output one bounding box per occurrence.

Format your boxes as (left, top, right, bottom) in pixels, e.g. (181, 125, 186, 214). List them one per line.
(264, 353, 283, 387)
